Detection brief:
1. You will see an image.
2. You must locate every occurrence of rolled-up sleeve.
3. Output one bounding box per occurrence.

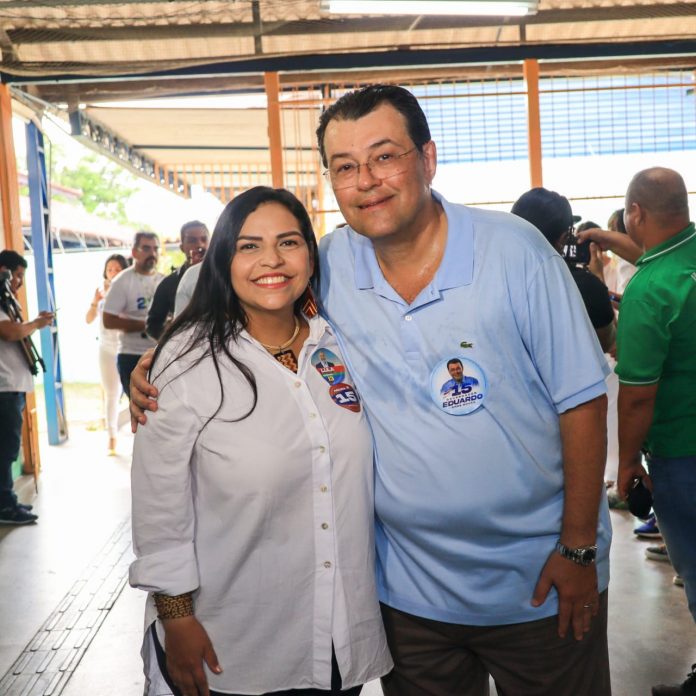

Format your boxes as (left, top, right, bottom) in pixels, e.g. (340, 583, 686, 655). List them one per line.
(129, 359, 202, 596)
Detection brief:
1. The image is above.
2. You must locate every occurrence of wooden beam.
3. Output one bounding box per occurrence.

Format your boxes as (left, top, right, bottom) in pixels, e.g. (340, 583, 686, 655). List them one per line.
(0, 84, 41, 476)
(0, 86, 24, 254)
(264, 72, 284, 189)
(523, 58, 543, 189)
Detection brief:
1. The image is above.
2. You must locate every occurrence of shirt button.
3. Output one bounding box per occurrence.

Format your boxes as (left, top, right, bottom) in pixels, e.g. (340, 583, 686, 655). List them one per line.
(319, 446, 326, 453)
(320, 485, 328, 493)
(405, 315, 412, 321)
(294, 381, 302, 388)
(323, 561, 332, 569)
(309, 412, 317, 419)
(321, 523, 329, 530)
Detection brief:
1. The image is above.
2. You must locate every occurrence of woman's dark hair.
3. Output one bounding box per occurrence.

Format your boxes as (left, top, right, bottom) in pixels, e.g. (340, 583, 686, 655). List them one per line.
(316, 84, 431, 167)
(103, 253, 128, 279)
(152, 186, 319, 427)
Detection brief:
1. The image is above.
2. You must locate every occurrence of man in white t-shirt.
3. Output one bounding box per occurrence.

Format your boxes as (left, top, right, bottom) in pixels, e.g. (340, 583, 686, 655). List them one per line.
(103, 232, 164, 397)
(0, 250, 53, 525)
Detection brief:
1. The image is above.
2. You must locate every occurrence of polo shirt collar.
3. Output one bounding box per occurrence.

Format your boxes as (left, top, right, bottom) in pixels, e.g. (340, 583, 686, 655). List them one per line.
(636, 222, 696, 266)
(353, 189, 474, 292)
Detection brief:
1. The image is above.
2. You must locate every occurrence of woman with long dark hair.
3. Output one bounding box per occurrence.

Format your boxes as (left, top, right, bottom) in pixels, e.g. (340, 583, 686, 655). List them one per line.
(85, 253, 128, 454)
(129, 187, 391, 696)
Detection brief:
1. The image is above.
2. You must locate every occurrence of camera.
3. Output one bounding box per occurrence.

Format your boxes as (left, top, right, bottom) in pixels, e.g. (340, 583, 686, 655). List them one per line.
(562, 234, 591, 265)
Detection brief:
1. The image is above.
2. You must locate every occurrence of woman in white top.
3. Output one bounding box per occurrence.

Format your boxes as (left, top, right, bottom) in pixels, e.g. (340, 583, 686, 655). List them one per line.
(85, 253, 127, 454)
(129, 187, 392, 696)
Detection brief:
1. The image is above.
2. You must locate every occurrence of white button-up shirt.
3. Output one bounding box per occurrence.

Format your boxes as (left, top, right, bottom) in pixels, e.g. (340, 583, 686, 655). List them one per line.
(130, 315, 392, 694)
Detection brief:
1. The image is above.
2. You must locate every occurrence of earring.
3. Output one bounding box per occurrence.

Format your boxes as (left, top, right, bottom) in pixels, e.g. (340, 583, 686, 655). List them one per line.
(301, 285, 318, 318)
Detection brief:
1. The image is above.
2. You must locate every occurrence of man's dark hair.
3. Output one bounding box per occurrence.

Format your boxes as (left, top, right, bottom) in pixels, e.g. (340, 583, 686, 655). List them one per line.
(576, 221, 599, 234)
(316, 84, 432, 167)
(0, 250, 27, 271)
(447, 358, 463, 369)
(180, 220, 208, 244)
(133, 231, 159, 249)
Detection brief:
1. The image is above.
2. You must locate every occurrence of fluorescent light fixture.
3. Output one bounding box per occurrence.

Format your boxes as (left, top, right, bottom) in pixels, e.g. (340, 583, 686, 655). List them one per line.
(323, 0, 537, 16)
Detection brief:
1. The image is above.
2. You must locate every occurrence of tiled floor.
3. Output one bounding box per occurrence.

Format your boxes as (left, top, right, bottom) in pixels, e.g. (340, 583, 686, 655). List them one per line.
(1, 426, 695, 696)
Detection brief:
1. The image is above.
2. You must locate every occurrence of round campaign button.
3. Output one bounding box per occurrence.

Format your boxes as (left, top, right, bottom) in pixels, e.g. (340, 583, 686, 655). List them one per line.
(310, 348, 345, 385)
(429, 356, 487, 416)
(329, 383, 361, 413)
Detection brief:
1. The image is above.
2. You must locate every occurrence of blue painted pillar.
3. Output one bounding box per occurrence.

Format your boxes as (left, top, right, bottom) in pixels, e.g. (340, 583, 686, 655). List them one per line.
(25, 121, 68, 445)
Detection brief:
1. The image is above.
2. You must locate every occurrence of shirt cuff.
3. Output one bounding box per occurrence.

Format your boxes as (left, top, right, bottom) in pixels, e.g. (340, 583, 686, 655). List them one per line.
(617, 376, 660, 386)
(129, 542, 199, 596)
(555, 378, 608, 415)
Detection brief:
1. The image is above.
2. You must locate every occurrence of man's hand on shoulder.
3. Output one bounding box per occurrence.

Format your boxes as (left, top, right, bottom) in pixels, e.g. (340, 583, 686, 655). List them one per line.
(129, 349, 158, 432)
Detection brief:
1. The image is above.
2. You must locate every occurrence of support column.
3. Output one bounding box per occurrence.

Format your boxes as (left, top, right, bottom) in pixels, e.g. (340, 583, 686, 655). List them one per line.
(523, 59, 543, 188)
(0, 84, 41, 475)
(25, 121, 68, 446)
(264, 72, 285, 189)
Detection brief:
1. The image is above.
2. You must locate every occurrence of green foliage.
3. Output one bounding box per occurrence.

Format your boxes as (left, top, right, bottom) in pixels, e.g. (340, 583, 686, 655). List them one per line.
(58, 152, 139, 225)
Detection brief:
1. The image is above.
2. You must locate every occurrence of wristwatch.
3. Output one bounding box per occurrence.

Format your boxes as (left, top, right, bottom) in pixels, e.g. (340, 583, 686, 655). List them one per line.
(555, 542, 597, 566)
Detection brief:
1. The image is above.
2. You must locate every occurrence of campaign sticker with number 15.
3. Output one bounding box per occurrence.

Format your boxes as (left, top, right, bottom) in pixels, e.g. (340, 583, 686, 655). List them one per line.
(329, 383, 361, 413)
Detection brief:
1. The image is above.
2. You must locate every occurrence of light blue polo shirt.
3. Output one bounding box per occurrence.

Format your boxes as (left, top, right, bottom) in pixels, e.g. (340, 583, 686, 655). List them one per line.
(319, 191, 611, 626)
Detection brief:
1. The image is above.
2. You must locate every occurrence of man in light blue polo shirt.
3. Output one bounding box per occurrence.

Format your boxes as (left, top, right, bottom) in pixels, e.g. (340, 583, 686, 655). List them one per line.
(316, 85, 611, 695)
(131, 85, 612, 695)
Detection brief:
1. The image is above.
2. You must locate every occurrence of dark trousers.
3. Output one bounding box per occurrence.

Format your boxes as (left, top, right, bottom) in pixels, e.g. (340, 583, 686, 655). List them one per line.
(117, 353, 142, 399)
(380, 591, 610, 696)
(0, 391, 26, 510)
(151, 625, 362, 696)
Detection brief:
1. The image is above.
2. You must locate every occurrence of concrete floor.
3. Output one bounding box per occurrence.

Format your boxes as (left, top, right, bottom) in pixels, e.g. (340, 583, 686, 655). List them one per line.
(1, 427, 694, 696)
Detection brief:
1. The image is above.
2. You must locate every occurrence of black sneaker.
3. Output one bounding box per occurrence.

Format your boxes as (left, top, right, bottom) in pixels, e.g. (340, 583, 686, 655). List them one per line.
(0, 506, 38, 525)
(17, 502, 33, 511)
(653, 664, 696, 695)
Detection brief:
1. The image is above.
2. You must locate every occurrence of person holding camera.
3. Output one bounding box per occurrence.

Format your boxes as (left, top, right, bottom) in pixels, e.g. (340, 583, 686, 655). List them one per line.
(512, 188, 616, 353)
(0, 250, 53, 525)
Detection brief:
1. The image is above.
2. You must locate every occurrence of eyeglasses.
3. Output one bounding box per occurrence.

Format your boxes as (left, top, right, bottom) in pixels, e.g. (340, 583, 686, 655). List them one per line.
(323, 147, 418, 191)
(137, 244, 160, 253)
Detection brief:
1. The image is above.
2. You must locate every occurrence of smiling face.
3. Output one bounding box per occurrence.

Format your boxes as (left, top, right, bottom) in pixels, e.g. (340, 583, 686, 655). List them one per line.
(181, 225, 209, 265)
(448, 361, 463, 383)
(322, 103, 437, 243)
(230, 202, 313, 323)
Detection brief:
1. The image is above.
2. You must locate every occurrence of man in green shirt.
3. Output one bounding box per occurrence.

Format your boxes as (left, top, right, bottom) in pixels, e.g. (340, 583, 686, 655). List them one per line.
(616, 167, 696, 696)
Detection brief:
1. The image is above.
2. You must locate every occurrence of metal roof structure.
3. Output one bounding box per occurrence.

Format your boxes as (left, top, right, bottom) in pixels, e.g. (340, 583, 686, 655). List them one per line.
(1, 0, 695, 201)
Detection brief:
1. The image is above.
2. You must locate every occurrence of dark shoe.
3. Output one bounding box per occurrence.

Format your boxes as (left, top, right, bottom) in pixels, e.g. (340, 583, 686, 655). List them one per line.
(17, 502, 33, 511)
(0, 506, 38, 525)
(645, 544, 671, 563)
(653, 664, 696, 695)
